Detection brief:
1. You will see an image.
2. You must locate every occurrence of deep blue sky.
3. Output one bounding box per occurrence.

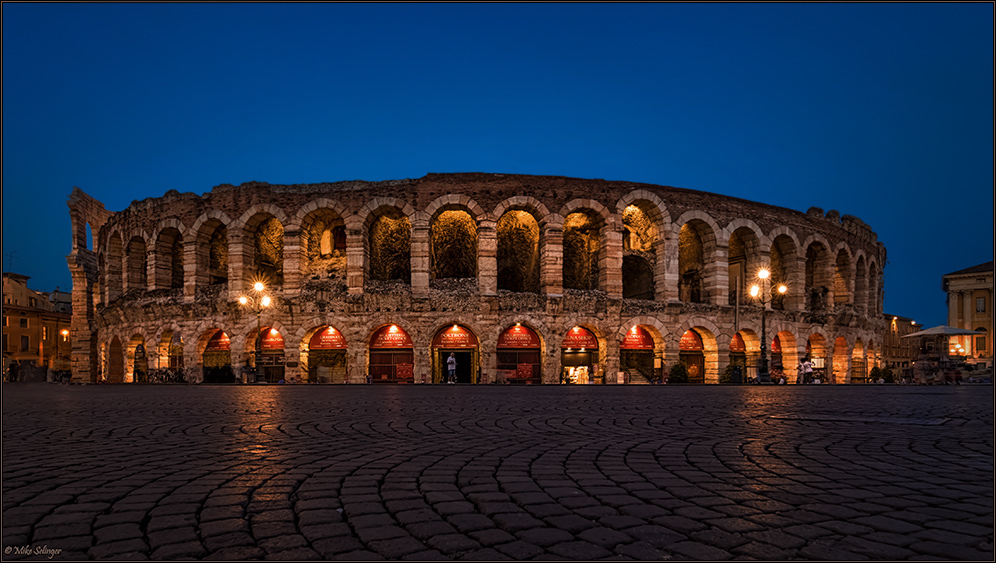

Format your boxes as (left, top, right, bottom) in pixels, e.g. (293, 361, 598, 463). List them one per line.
(3, 3, 993, 327)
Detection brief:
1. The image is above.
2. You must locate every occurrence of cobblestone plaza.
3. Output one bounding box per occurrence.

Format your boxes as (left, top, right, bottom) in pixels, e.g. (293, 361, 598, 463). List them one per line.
(2, 384, 993, 560)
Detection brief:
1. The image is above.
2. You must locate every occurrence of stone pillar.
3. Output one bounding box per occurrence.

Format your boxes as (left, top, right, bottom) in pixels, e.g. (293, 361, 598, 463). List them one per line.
(411, 215, 430, 297)
(604, 336, 620, 384)
(146, 246, 159, 291)
(478, 219, 497, 296)
(183, 341, 201, 384)
(541, 222, 564, 297)
(601, 221, 623, 299)
(785, 255, 806, 311)
(962, 290, 973, 330)
(705, 244, 728, 306)
(345, 216, 365, 295)
(183, 234, 199, 303)
(283, 229, 302, 296)
(713, 340, 731, 385)
(228, 233, 246, 299)
(662, 234, 680, 302)
(544, 336, 562, 385)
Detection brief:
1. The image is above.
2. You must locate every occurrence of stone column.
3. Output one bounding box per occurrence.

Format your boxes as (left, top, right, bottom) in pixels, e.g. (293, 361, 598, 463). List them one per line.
(785, 255, 806, 312)
(228, 232, 246, 299)
(601, 220, 623, 299)
(146, 246, 159, 291)
(706, 244, 729, 306)
(604, 336, 620, 384)
(410, 215, 430, 297)
(183, 234, 199, 303)
(345, 216, 365, 295)
(541, 221, 564, 297)
(283, 229, 302, 296)
(478, 219, 497, 296)
(662, 233, 680, 302)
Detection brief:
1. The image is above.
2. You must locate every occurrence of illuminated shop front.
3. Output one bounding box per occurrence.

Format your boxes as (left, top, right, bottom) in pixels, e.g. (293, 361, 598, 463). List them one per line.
(432, 324, 479, 384)
(307, 326, 348, 383)
(620, 326, 656, 384)
(202, 330, 234, 383)
(679, 329, 705, 384)
(562, 326, 599, 384)
(496, 324, 542, 385)
(255, 327, 286, 383)
(368, 325, 414, 384)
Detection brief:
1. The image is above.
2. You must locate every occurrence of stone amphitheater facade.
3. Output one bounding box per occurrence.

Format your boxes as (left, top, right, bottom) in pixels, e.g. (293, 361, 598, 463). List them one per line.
(66, 173, 887, 385)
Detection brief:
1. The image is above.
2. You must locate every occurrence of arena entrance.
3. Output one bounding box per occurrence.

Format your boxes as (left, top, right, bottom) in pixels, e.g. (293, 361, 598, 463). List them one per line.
(679, 329, 705, 384)
(255, 327, 285, 383)
(771, 335, 784, 380)
(728, 333, 748, 384)
(202, 330, 234, 383)
(307, 326, 348, 383)
(496, 324, 542, 385)
(369, 325, 414, 384)
(432, 325, 479, 384)
(561, 326, 599, 384)
(620, 326, 656, 384)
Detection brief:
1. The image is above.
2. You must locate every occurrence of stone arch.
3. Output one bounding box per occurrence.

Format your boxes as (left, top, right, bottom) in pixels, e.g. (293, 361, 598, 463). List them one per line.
(616, 190, 672, 234)
(726, 220, 766, 307)
(674, 211, 721, 304)
(833, 244, 853, 307)
(618, 192, 670, 300)
(190, 209, 234, 288)
(429, 207, 478, 281)
(673, 318, 721, 384)
(767, 228, 802, 311)
(125, 332, 150, 383)
(561, 200, 610, 292)
(854, 255, 869, 314)
(803, 235, 833, 312)
(425, 194, 487, 223)
(105, 230, 124, 302)
(152, 218, 187, 291)
(296, 200, 348, 283)
(237, 206, 287, 288)
(492, 196, 553, 227)
(495, 207, 543, 294)
(361, 200, 413, 284)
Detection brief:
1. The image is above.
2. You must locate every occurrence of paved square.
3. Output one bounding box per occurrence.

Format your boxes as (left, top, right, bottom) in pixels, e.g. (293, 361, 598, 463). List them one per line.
(2, 384, 993, 560)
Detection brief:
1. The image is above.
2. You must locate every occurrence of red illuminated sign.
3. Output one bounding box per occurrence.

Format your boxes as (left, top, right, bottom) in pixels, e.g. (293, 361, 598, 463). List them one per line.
(562, 327, 598, 350)
(730, 333, 746, 353)
(621, 326, 655, 350)
(205, 330, 230, 351)
(497, 325, 540, 349)
(309, 326, 348, 350)
(432, 325, 479, 349)
(258, 327, 284, 350)
(679, 330, 703, 351)
(771, 335, 782, 353)
(370, 325, 413, 349)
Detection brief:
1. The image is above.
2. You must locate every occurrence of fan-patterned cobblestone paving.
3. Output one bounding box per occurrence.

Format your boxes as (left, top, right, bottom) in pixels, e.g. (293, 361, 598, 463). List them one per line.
(2, 383, 992, 560)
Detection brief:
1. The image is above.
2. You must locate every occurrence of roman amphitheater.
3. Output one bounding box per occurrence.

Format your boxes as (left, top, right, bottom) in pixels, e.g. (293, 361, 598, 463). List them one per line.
(66, 173, 886, 386)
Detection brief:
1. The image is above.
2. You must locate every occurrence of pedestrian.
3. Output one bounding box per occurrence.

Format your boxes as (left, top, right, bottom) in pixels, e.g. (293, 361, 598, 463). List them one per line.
(798, 357, 813, 384)
(446, 353, 457, 384)
(8, 360, 19, 383)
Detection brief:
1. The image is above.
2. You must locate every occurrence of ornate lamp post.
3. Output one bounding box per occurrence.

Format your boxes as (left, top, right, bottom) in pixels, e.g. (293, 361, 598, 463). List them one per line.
(750, 268, 787, 385)
(239, 282, 271, 384)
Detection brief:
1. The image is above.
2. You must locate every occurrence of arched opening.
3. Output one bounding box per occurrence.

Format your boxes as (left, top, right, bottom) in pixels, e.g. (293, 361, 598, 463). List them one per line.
(306, 326, 348, 383)
(201, 330, 234, 383)
(126, 236, 147, 292)
(805, 242, 831, 312)
(622, 204, 658, 299)
(772, 331, 798, 383)
(561, 326, 599, 384)
(107, 336, 124, 383)
(832, 336, 848, 384)
(196, 219, 229, 286)
(854, 256, 868, 314)
(369, 211, 411, 283)
(125, 334, 147, 383)
(431, 210, 477, 280)
(851, 339, 867, 383)
(248, 216, 284, 286)
(301, 208, 346, 283)
(249, 326, 285, 383)
(497, 210, 540, 293)
(727, 333, 749, 384)
(806, 334, 828, 383)
(369, 325, 414, 383)
(620, 326, 656, 384)
(496, 324, 542, 385)
(563, 211, 601, 291)
(106, 232, 123, 302)
(728, 227, 761, 306)
(834, 250, 851, 307)
(678, 223, 706, 303)
(679, 329, 705, 384)
(155, 228, 184, 290)
(622, 255, 655, 300)
(432, 324, 479, 384)
(86, 223, 93, 251)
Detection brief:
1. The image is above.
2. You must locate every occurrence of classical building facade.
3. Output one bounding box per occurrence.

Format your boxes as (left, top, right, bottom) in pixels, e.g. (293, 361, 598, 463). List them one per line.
(3, 272, 73, 377)
(66, 173, 887, 385)
(943, 261, 994, 367)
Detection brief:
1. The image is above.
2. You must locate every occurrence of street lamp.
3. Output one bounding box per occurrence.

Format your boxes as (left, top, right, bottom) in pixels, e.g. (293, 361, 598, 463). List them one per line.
(239, 281, 271, 384)
(60, 329, 69, 374)
(750, 268, 787, 385)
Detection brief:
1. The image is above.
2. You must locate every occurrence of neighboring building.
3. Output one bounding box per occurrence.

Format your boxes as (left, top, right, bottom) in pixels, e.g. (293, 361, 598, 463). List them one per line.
(66, 173, 888, 385)
(943, 261, 994, 368)
(2, 272, 73, 378)
(882, 313, 922, 379)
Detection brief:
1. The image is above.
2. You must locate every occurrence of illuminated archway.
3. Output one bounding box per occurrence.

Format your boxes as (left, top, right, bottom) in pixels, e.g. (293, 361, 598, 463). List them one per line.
(431, 324, 480, 384)
(561, 326, 599, 384)
(368, 325, 414, 383)
(304, 325, 348, 383)
(496, 324, 542, 385)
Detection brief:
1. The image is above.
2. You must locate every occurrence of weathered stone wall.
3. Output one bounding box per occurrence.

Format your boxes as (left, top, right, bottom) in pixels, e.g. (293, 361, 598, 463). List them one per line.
(71, 173, 888, 385)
